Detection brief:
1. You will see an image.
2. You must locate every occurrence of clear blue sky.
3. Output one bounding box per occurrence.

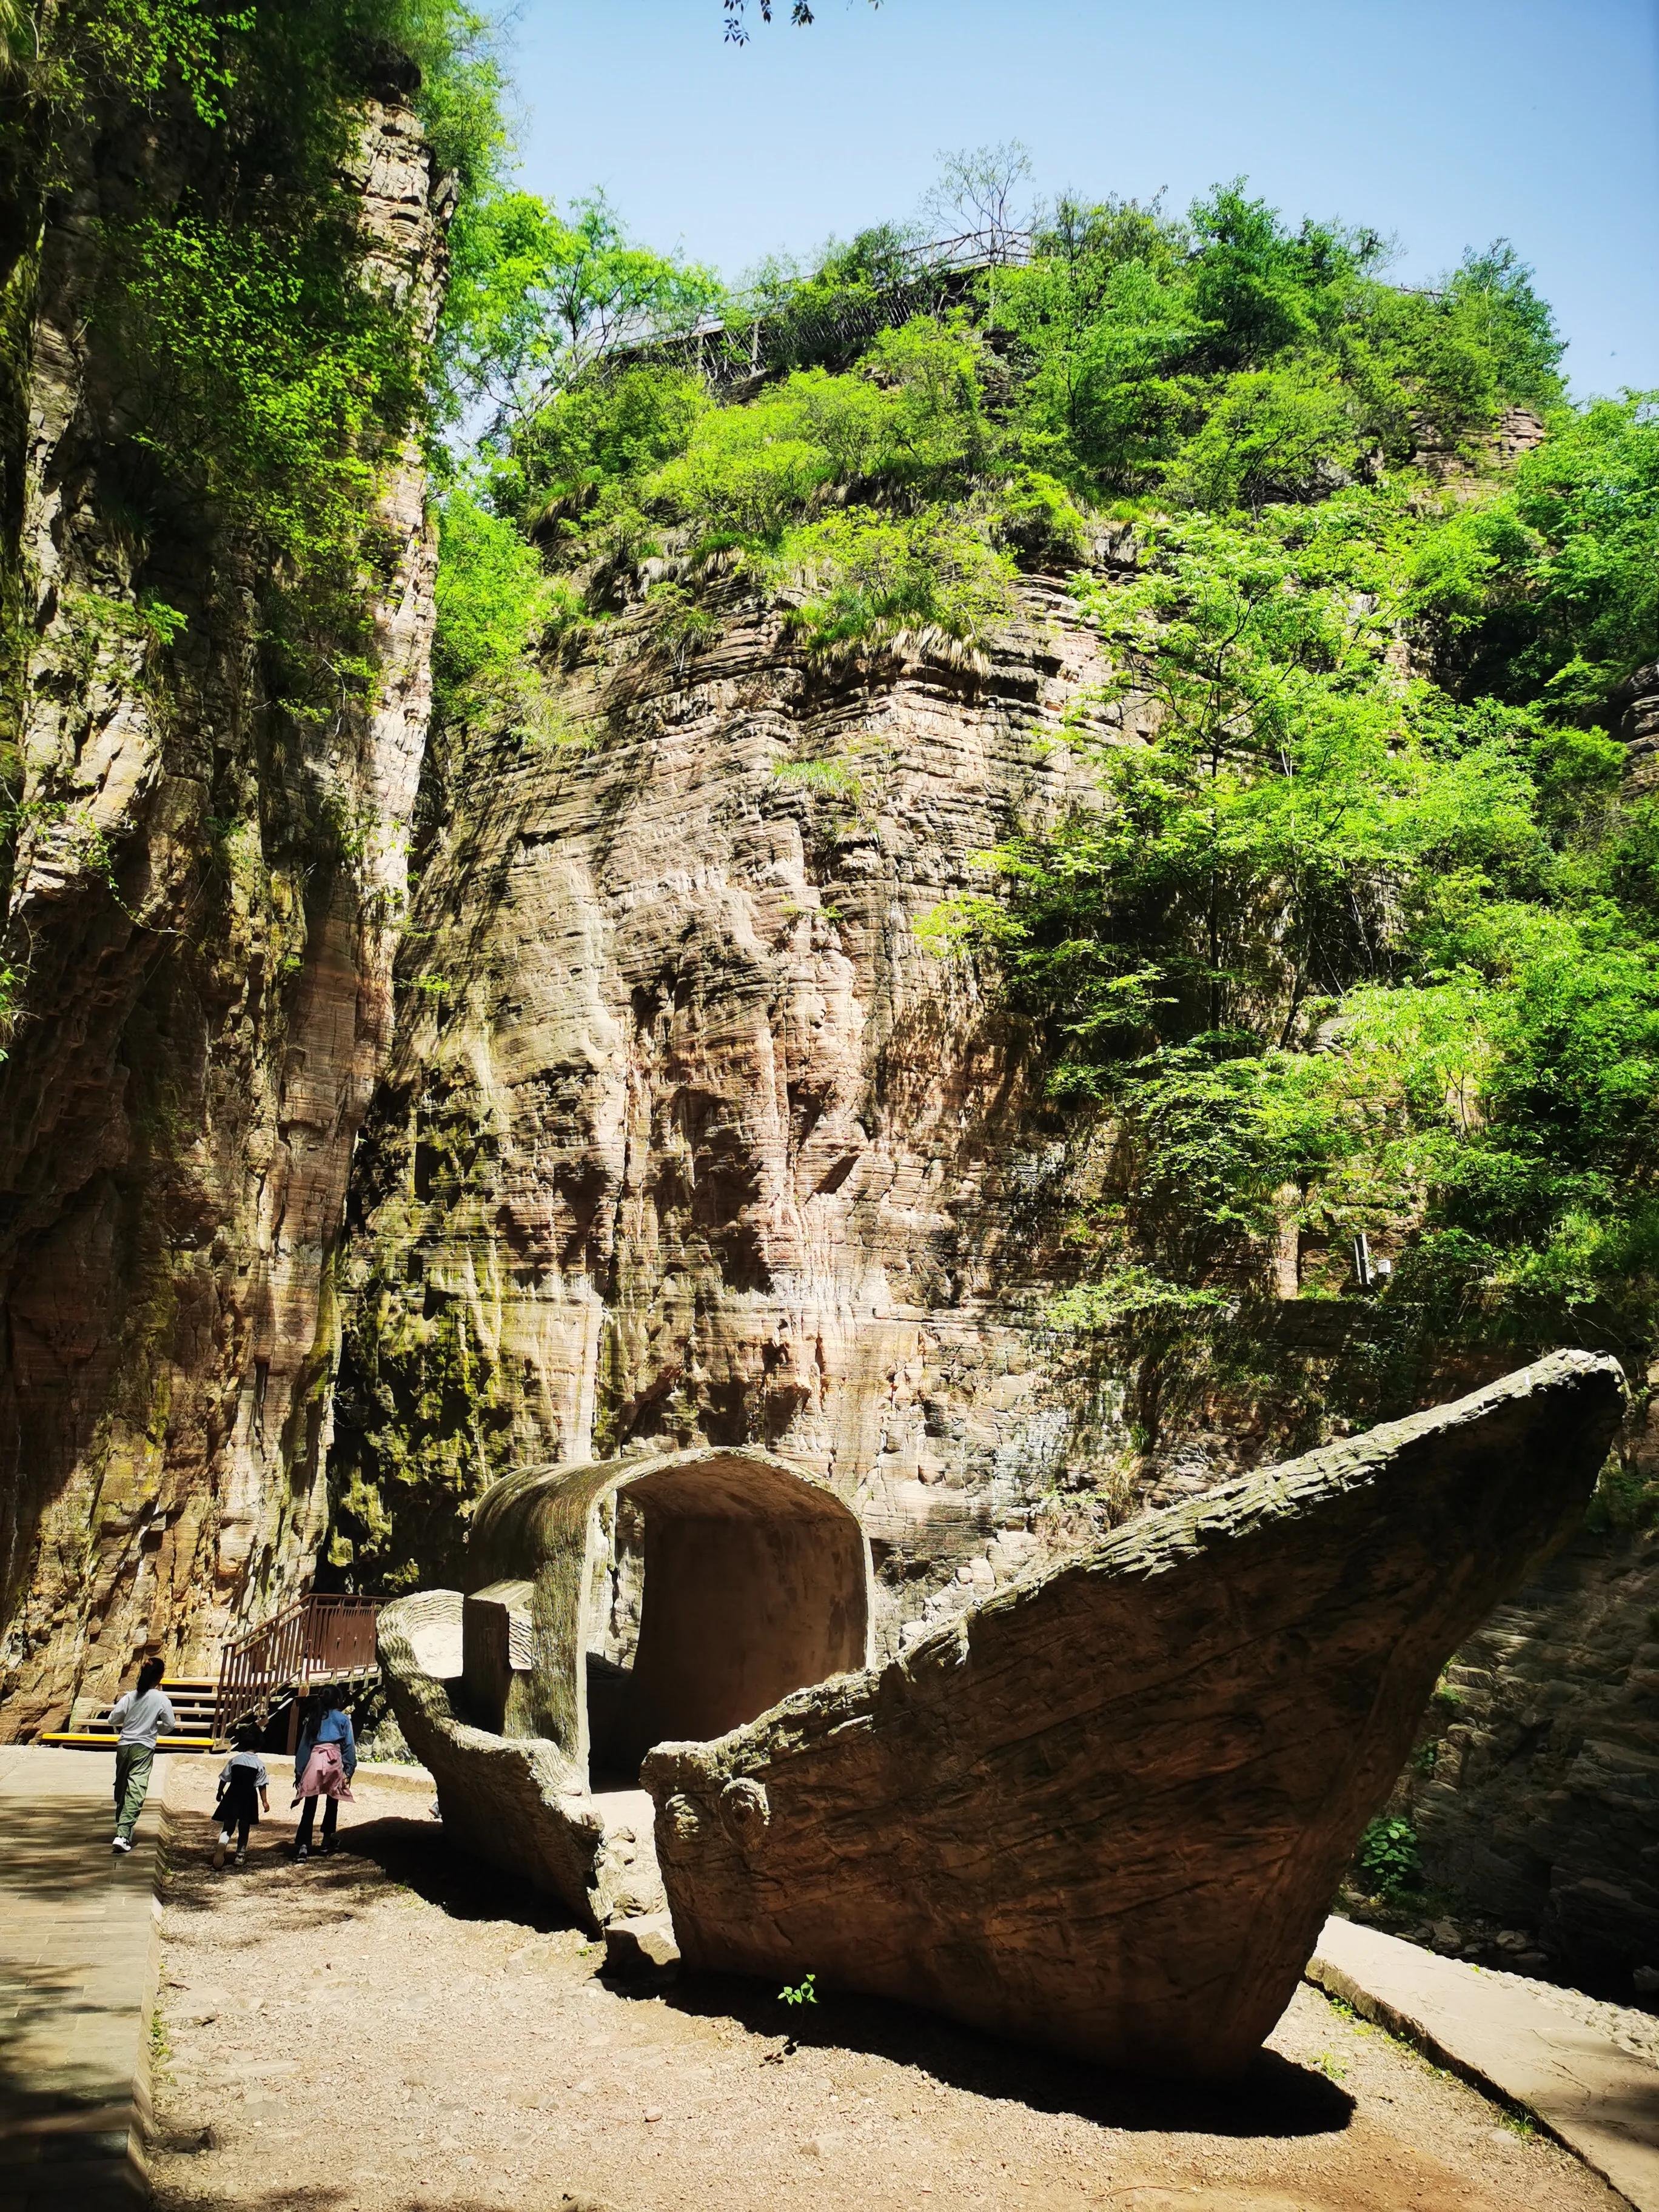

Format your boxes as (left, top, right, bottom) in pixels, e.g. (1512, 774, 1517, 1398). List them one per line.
(501, 0, 1659, 400)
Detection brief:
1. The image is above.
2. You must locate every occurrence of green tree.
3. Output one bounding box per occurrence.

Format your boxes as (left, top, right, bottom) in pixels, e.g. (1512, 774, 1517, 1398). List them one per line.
(437, 189, 722, 442)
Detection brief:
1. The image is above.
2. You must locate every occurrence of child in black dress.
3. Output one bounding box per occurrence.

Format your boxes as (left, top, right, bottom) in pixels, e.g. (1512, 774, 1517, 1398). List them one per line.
(213, 1724, 270, 1868)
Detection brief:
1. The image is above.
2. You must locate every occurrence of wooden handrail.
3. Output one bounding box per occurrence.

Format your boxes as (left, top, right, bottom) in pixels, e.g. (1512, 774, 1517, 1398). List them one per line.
(214, 1595, 380, 1741)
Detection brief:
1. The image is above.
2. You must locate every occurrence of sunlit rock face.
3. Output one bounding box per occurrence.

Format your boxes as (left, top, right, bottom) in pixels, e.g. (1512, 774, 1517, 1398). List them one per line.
(330, 575, 1142, 1656)
(0, 91, 448, 1734)
(338, 571, 1659, 1994)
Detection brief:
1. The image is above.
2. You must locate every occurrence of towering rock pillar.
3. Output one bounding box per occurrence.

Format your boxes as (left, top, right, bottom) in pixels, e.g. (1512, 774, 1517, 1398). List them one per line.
(0, 89, 447, 1733)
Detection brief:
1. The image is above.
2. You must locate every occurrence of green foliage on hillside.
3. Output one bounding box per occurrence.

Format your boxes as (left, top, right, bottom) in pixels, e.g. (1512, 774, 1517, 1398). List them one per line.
(1416, 394, 1659, 707)
(457, 179, 1569, 669)
(435, 188, 721, 444)
(6, 0, 515, 728)
(983, 479, 1659, 1334)
(439, 165, 1659, 1349)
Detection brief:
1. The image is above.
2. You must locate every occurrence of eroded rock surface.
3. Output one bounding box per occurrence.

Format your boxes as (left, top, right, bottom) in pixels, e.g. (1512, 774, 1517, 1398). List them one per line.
(332, 579, 1135, 1652)
(0, 93, 446, 1731)
(1403, 1517, 1659, 1988)
(377, 1588, 611, 1916)
(643, 1352, 1624, 2079)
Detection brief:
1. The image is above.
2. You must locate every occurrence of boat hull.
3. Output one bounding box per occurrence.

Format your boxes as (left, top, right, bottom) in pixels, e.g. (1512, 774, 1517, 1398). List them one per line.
(642, 1350, 1624, 2079)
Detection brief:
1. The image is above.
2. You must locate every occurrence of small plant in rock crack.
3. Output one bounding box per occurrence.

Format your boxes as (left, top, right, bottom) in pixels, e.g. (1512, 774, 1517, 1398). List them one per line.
(778, 1973, 817, 2006)
(645, 580, 718, 676)
(1356, 1815, 1420, 1896)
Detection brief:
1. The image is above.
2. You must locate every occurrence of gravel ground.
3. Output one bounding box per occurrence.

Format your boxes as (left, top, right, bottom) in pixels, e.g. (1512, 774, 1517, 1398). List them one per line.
(151, 1762, 1627, 2212)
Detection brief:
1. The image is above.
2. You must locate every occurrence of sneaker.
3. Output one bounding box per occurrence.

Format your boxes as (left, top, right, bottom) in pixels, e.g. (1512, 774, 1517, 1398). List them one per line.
(234, 1846, 247, 1868)
(112, 1835, 132, 1854)
(294, 1843, 308, 1862)
(213, 1833, 227, 1870)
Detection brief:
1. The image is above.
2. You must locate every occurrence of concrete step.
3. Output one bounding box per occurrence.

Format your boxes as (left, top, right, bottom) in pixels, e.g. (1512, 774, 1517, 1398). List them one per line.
(1308, 1914, 1659, 2211)
(38, 1732, 220, 1754)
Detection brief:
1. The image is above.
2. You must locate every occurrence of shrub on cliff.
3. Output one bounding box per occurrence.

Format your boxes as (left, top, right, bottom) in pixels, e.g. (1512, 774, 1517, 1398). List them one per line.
(968, 480, 1659, 1337)
(427, 157, 1659, 1346)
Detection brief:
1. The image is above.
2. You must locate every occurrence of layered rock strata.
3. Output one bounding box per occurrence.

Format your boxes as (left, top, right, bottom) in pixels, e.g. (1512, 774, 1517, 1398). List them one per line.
(1402, 1513, 1659, 1988)
(1616, 659, 1659, 793)
(332, 577, 1137, 1652)
(0, 93, 446, 1732)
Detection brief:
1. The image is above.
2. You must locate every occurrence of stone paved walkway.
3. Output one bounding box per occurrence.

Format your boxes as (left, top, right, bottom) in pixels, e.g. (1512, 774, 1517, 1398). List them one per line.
(1310, 1915, 1659, 2212)
(0, 1745, 170, 2210)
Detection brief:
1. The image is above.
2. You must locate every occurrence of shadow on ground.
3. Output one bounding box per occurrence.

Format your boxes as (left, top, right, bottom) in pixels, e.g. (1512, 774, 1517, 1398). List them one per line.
(161, 1802, 1354, 2150)
(350, 1815, 585, 1933)
(0, 1793, 133, 1904)
(163, 1801, 582, 1939)
(364, 1818, 1352, 2143)
(161, 2194, 615, 2212)
(0, 1794, 152, 2205)
(633, 1964, 1355, 2141)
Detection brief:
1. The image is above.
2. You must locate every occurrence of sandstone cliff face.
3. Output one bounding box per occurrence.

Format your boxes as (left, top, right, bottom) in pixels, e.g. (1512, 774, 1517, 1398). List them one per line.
(1402, 1510, 1659, 1988)
(0, 95, 446, 1734)
(338, 574, 1659, 1988)
(332, 577, 1148, 1653)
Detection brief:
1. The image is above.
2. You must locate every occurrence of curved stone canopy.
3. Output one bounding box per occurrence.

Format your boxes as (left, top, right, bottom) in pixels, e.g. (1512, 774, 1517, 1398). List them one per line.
(465, 1444, 872, 1780)
(381, 1444, 872, 1929)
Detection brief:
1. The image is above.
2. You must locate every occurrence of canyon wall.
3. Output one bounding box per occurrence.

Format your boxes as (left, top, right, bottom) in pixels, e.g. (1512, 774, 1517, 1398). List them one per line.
(1407, 1507, 1659, 1988)
(330, 576, 1142, 1657)
(336, 576, 1659, 1989)
(1, 152, 1652, 1991)
(0, 87, 446, 1733)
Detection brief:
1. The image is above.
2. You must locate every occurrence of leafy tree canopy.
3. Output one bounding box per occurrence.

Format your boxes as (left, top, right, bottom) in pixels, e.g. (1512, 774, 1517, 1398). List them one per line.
(403, 132, 1655, 1346)
(436, 190, 720, 444)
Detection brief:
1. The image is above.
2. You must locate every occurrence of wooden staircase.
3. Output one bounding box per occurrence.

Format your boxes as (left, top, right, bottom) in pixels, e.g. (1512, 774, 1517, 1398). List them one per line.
(214, 1594, 380, 1743)
(39, 1675, 221, 1755)
(36, 1596, 380, 1754)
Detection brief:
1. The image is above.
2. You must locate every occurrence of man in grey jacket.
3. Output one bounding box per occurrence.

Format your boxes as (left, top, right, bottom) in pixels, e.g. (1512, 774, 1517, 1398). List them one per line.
(109, 1657, 175, 1852)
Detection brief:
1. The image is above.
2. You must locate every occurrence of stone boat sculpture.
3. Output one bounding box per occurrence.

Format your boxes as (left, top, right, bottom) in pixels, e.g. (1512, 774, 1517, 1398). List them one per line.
(380, 1349, 1624, 2079)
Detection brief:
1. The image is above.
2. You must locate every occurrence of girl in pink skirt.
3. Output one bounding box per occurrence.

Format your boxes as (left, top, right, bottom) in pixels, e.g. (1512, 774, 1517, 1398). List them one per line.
(290, 1689, 356, 1860)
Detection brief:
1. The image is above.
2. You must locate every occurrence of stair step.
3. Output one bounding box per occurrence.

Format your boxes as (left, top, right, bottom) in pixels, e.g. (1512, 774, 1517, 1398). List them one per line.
(39, 1732, 221, 1754)
(91, 1707, 215, 1728)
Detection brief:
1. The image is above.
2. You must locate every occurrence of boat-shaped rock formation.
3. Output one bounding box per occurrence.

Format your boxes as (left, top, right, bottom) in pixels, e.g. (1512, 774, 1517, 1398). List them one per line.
(642, 1350, 1623, 2078)
(381, 1351, 1622, 2077)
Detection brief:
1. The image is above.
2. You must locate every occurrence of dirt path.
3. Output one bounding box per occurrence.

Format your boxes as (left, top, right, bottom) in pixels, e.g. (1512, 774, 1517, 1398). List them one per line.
(150, 1762, 1626, 2212)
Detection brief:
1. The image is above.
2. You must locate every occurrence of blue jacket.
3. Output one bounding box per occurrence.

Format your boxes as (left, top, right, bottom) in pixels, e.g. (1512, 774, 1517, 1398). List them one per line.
(295, 1706, 356, 1786)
